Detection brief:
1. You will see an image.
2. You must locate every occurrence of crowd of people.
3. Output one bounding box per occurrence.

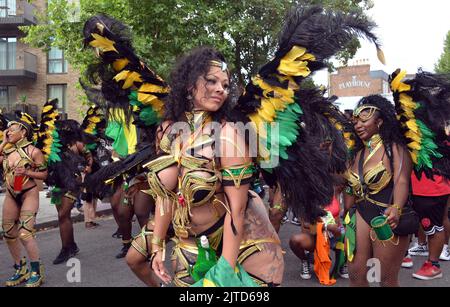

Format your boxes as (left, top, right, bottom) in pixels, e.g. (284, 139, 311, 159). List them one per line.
(1, 4, 449, 288)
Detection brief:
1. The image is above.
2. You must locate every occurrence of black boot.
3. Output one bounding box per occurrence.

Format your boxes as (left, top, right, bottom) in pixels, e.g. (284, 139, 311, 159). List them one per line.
(70, 243, 80, 256)
(115, 242, 131, 259)
(112, 228, 122, 239)
(53, 247, 72, 265)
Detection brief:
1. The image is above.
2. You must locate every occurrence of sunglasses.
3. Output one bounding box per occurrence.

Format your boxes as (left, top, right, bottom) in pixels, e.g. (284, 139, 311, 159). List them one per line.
(352, 105, 380, 124)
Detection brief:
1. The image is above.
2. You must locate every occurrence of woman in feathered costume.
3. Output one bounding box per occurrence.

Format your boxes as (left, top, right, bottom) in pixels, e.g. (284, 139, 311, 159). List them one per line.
(79, 83, 159, 261)
(344, 69, 450, 286)
(48, 119, 93, 265)
(82, 4, 383, 286)
(0, 112, 47, 287)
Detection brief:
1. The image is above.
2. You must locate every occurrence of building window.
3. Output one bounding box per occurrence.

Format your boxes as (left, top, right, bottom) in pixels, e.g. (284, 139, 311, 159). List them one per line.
(48, 47, 68, 74)
(383, 80, 390, 94)
(0, 0, 16, 17)
(0, 37, 16, 70)
(47, 84, 67, 112)
(0, 85, 17, 112)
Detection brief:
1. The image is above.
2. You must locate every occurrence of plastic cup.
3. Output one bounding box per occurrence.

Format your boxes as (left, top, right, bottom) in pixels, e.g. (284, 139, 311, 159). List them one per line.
(370, 216, 394, 241)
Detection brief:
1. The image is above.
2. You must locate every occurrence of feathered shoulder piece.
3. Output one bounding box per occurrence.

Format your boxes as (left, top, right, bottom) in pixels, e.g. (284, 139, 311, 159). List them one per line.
(390, 69, 450, 179)
(83, 14, 168, 128)
(35, 98, 62, 165)
(82, 105, 105, 136)
(236, 5, 382, 222)
(81, 104, 107, 152)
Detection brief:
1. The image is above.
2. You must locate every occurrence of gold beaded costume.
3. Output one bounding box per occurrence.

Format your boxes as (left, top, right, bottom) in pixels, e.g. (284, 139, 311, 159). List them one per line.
(81, 5, 390, 287)
(138, 111, 282, 286)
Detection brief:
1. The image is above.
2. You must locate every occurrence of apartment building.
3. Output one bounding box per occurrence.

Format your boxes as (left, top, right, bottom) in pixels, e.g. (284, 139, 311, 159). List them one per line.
(0, 0, 82, 122)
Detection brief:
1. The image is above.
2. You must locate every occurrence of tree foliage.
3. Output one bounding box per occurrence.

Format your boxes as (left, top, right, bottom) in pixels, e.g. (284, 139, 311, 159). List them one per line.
(435, 30, 450, 74)
(21, 0, 374, 87)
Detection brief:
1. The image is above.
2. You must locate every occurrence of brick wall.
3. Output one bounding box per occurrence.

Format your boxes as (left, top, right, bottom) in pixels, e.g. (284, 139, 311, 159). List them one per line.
(330, 64, 387, 98)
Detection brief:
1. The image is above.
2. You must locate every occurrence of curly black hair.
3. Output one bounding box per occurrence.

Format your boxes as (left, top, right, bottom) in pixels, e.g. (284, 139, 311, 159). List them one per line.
(57, 119, 83, 147)
(164, 47, 233, 123)
(353, 95, 407, 162)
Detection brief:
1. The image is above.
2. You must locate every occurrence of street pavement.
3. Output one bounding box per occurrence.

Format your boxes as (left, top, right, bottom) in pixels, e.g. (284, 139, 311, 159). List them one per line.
(1, 214, 450, 287)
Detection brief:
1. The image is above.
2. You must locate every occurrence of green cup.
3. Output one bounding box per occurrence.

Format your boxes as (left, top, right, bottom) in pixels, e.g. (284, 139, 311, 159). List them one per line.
(370, 216, 394, 242)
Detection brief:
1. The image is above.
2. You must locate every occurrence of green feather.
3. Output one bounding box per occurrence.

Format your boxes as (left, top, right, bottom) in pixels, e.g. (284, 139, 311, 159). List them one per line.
(139, 106, 160, 126)
(263, 103, 303, 168)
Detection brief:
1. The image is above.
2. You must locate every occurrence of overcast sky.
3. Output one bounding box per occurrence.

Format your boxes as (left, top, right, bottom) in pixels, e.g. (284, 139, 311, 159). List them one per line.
(314, 0, 450, 86)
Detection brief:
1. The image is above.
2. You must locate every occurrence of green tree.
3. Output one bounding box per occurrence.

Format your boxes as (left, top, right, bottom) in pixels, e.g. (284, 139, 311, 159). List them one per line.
(21, 0, 374, 87)
(435, 30, 450, 73)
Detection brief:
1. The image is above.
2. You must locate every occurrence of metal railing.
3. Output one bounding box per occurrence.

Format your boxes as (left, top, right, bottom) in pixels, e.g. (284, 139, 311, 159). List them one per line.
(23, 50, 36, 73)
(0, 0, 36, 25)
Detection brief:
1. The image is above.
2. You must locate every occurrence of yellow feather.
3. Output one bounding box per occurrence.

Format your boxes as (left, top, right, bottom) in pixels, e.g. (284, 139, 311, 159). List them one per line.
(399, 94, 417, 118)
(113, 58, 130, 71)
(408, 141, 421, 151)
(151, 99, 164, 112)
(114, 71, 143, 89)
(254, 78, 294, 106)
(410, 151, 418, 164)
(278, 46, 315, 77)
(406, 120, 420, 134)
(257, 103, 278, 123)
(300, 52, 316, 62)
(259, 100, 277, 122)
(390, 70, 411, 92)
(113, 70, 130, 82)
(89, 33, 117, 53)
(137, 92, 158, 105)
(139, 83, 169, 94)
(42, 105, 53, 113)
(405, 130, 421, 143)
(268, 97, 286, 111)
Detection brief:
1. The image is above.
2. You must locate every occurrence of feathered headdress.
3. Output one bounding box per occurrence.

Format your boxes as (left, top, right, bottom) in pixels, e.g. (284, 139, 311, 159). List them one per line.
(13, 111, 39, 143)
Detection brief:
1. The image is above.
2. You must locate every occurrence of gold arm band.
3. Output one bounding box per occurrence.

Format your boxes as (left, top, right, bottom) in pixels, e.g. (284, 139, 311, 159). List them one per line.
(220, 162, 256, 189)
(150, 235, 164, 248)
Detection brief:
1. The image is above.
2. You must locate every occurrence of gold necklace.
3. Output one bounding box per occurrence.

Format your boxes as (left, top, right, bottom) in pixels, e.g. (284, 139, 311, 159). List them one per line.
(365, 134, 382, 153)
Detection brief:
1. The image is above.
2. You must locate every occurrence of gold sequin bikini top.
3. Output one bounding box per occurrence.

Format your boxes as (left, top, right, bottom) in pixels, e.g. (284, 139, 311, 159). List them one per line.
(346, 135, 393, 204)
(2, 138, 35, 193)
(144, 111, 256, 238)
(347, 161, 392, 198)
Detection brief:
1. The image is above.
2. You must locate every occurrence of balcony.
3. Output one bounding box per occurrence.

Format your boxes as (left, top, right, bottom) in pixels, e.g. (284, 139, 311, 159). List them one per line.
(0, 0, 37, 31)
(0, 51, 37, 82)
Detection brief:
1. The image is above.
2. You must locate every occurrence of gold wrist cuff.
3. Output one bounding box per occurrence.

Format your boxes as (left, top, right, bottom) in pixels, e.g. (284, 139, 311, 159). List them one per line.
(391, 204, 402, 216)
(150, 235, 164, 248)
(272, 203, 287, 213)
(150, 242, 166, 262)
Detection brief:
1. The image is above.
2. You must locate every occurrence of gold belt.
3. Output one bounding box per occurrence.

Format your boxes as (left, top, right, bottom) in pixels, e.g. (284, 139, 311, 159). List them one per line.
(172, 237, 281, 287)
(356, 195, 390, 208)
